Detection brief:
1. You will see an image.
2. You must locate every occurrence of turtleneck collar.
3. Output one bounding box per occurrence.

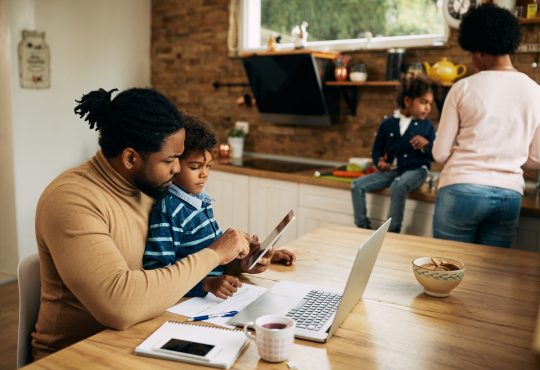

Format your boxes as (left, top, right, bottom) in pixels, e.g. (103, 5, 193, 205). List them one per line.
(90, 150, 141, 197)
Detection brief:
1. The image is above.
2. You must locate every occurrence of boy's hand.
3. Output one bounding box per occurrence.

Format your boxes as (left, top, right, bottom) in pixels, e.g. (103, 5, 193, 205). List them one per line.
(271, 249, 296, 266)
(410, 135, 429, 150)
(377, 158, 391, 171)
(203, 275, 242, 299)
(239, 245, 275, 274)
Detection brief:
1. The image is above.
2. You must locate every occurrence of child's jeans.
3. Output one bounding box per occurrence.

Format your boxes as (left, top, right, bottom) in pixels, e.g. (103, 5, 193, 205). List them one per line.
(351, 167, 429, 232)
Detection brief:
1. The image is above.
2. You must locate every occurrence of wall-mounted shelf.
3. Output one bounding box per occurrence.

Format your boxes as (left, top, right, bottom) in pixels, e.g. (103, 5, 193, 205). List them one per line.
(325, 81, 400, 87)
(239, 49, 339, 60)
(324, 80, 400, 115)
(519, 18, 540, 25)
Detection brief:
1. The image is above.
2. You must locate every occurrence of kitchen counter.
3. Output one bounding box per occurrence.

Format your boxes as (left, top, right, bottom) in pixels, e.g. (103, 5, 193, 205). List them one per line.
(214, 157, 540, 218)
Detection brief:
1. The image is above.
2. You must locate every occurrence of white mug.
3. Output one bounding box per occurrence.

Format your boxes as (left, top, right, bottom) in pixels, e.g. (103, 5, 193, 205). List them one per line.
(243, 314, 295, 362)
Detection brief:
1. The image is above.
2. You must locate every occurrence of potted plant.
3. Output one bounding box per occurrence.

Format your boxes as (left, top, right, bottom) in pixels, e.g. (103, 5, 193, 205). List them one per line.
(227, 127, 245, 158)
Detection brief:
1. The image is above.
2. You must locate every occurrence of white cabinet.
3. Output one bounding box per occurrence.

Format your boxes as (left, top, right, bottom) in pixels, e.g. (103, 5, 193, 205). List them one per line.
(401, 199, 435, 236)
(209, 170, 540, 252)
(297, 184, 355, 235)
(249, 177, 298, 247)
(297, 207, 355, 236)
(297, 183, 435, 237)
(205, 173, 298, 246)
(204, 171, 249, 232)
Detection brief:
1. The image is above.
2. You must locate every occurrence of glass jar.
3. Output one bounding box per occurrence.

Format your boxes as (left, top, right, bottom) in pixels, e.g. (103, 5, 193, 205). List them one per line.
(349, 63, 367, 82)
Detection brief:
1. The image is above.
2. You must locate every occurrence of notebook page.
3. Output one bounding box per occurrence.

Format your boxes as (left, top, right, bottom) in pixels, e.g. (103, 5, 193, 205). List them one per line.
(168, 283, 267, 327)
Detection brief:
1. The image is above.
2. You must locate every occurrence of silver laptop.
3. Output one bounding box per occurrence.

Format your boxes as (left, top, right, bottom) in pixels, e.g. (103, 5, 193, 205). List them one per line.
(228, 218, 390, 342)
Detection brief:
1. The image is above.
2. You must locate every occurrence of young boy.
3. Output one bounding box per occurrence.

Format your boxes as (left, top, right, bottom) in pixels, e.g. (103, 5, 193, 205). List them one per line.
(143, 118, 295, 299)
(351, 75, 436, 233)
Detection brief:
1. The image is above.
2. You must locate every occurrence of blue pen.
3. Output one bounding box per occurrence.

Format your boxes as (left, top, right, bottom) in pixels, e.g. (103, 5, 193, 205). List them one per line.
(187, 310, 239, 322)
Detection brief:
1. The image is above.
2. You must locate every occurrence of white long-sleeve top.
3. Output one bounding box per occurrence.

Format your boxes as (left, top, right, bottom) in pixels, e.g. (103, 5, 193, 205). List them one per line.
(433, 71, 540, 194)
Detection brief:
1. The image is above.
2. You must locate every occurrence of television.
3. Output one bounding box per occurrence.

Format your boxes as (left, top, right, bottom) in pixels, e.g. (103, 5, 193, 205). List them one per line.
(242, 54, 337, 126)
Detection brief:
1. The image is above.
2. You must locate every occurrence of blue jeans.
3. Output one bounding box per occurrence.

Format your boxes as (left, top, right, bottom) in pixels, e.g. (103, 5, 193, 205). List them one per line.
(351, 167, 428, 232)
(433, 184, 522, 248)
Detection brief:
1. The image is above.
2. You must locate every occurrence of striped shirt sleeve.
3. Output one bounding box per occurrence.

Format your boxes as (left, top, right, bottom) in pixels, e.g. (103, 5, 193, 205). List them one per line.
(143, 198, 181, 269)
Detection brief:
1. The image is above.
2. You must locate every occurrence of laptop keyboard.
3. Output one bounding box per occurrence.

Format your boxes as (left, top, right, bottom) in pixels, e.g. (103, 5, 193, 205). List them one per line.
(285, 289, 342, 331)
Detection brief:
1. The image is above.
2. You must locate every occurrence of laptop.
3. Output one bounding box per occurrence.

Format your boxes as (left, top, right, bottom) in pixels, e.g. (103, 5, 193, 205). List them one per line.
(228, 218, 390, 342)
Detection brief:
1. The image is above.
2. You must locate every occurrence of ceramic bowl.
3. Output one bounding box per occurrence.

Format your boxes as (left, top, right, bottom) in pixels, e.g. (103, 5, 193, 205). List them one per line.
(412, 257, 465, 297)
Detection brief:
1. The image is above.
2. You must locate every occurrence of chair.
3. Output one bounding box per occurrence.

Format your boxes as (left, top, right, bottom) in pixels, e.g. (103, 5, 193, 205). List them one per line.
(17, 253, 41, 368)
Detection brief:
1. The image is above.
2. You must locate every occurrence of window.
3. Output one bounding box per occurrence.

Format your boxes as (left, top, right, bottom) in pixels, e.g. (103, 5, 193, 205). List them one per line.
(239, 0, 448, 52)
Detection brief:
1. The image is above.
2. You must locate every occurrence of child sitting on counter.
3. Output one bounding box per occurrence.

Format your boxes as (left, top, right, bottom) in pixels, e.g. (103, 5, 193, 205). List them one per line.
(143, 118, 295, 299)
(351, 75, 436, 233)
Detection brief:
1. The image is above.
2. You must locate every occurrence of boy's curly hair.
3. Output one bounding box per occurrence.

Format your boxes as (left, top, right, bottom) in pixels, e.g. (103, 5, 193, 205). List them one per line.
(180, 116, 217, 159)
(396, 75, 435, 109)
(458, 3, 521, 55)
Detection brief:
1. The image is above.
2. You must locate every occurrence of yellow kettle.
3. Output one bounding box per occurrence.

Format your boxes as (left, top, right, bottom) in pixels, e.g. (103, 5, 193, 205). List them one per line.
(423, 58, 467, 85)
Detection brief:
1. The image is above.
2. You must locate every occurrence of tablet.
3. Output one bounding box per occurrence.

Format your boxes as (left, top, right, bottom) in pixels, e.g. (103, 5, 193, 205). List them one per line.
(247, 210, 295, 270)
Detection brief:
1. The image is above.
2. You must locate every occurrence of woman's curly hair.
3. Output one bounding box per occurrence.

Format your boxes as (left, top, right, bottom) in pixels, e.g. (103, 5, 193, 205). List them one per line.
(458, 3, 521, 55)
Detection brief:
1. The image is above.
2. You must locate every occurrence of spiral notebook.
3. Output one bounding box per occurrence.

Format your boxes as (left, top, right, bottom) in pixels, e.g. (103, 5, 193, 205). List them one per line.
(135, 321, 249, 369)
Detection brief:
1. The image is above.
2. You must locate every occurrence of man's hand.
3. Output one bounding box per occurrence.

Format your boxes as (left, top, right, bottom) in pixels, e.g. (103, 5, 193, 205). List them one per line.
(209, 229, 250, 265)
(410, 135, 429, 150)
(241, 246, 275, 274)
(202, 275, 242, 299)
(224, 233, 275, 275)
(271, 249, 296, 266)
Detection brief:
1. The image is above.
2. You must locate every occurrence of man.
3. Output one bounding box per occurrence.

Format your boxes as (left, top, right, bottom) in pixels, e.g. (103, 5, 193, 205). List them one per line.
(32, 87, 273, 360)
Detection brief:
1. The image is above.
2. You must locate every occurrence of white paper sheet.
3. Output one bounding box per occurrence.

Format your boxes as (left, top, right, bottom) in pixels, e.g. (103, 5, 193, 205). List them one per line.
(168, 283, 267, 328)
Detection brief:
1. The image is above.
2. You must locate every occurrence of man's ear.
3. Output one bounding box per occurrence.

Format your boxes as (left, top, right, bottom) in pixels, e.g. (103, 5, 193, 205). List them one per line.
(120, 148, 139, 170)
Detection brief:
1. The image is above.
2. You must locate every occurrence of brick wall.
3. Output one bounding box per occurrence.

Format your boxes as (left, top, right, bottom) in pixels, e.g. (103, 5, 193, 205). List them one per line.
(152, 0, 540, 166)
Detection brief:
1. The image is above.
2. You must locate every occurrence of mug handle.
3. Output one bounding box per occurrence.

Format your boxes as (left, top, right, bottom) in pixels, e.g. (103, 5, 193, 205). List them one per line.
(243, 321, 256, 340)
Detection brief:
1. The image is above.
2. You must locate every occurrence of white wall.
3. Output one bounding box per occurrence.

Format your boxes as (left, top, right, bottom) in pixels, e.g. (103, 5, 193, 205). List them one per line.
(0, 0, 151, 274)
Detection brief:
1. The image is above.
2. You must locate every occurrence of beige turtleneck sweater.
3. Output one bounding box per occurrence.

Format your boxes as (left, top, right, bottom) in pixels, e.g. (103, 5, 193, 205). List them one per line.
(32, 151, 220, 360)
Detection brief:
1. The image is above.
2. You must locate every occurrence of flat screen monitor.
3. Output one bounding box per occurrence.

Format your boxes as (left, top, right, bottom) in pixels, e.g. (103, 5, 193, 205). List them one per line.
(242, 54, 334, 126)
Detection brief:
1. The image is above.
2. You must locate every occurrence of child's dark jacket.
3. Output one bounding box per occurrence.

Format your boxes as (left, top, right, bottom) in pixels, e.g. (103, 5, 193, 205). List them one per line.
(371, 116, 435, 174)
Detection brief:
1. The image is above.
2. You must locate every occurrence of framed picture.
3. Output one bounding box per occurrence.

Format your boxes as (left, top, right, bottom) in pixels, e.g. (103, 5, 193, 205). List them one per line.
(18, 30, 50, 89)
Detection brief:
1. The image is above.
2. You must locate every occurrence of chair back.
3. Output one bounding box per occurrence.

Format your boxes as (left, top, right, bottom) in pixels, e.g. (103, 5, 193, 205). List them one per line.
(17, 253, 41, 368)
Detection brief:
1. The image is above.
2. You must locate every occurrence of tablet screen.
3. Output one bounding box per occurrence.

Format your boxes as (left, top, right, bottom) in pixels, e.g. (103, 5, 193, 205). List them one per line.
(247, 210, 295, 270)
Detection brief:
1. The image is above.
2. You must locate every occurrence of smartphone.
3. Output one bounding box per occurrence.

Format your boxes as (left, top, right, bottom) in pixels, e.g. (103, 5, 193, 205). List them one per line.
(154, 338, 221, 362)
(247, 209, 295, 270)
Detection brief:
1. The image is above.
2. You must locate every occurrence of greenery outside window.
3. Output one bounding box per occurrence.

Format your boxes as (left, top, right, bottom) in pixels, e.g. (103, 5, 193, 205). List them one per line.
(239, 0, 448, 52)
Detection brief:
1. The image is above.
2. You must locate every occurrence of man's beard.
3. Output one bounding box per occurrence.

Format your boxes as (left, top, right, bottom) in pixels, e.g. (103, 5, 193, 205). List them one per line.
(133, 175, 173, 200)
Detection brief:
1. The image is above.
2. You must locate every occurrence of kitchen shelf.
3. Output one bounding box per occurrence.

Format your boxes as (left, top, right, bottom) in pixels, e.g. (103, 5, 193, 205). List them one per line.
(519, 17, 540, 25)
(325, 80, 400, 115)
(239, 49, 339, 60)
(325, 81, 400, 87)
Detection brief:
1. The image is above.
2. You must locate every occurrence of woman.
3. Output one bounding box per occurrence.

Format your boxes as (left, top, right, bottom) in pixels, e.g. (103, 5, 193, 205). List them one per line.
(432, 3, 540, 248)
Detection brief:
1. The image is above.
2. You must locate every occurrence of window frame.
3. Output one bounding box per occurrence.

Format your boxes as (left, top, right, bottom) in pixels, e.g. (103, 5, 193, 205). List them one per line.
(238, 0, 450, 52)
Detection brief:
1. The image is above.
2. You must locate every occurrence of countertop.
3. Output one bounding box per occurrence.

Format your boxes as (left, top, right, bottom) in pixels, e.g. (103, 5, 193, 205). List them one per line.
(214, 156, 540, 218)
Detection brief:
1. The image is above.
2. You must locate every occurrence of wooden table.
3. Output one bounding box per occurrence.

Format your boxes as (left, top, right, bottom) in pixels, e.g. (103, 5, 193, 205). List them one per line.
(25, 225, 540, 369)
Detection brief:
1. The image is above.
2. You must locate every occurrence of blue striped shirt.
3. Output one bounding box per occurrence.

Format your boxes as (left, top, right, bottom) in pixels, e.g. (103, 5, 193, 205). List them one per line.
(143, 184, 223, 296)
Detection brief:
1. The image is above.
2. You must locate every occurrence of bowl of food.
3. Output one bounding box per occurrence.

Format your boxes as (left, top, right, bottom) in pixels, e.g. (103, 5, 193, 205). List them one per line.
(412, 257, 465, 297)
